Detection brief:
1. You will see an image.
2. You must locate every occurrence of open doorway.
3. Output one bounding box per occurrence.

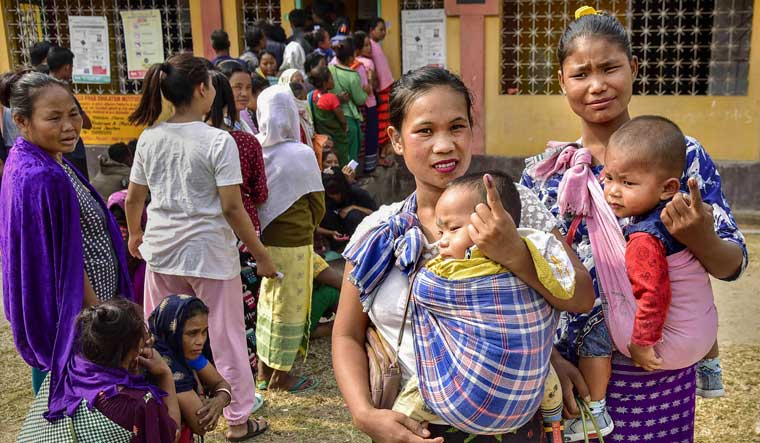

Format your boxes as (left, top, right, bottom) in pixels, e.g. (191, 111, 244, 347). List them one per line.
(299, 0, 379, 34)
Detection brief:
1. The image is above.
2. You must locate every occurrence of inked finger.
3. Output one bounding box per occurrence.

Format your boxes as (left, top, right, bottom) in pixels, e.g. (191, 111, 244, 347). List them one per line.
(687, 177, 703, 207)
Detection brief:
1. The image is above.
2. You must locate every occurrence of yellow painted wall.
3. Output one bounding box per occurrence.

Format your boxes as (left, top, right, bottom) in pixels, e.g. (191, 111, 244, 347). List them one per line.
(481, 4, 760, 161)
(445, 16, 460, 75)
(385, 0, 760, 161)
(281, 0, 296, 37)
(190, 0, 206, 58)
(381, 0, 401, 78)
(0, 2, 12, 73)
(221, 0, 243, 56)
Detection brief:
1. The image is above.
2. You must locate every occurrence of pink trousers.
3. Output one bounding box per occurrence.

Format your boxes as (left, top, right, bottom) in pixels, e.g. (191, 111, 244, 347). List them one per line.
(144, 270, 255, 425)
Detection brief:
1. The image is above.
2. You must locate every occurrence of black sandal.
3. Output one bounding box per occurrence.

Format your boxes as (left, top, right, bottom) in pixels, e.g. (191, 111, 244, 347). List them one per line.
(226, 417, 269, 442)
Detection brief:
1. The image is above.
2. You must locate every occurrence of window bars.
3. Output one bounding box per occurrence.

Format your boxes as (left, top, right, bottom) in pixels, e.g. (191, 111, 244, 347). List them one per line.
(6, 0, 192, 94)
(501, 0, 753, 96)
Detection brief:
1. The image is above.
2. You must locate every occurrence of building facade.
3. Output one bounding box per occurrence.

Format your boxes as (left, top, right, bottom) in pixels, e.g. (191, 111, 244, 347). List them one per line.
(1, 0, 758, 162)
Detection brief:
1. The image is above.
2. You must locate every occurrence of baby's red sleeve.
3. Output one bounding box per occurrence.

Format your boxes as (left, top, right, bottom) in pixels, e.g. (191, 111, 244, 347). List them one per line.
(625, 232, 672, 347)
(317, 93, 341, 111)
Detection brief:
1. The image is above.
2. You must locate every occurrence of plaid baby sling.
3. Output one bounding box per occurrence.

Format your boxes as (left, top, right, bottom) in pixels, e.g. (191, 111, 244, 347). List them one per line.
(411, 253, 559, 435)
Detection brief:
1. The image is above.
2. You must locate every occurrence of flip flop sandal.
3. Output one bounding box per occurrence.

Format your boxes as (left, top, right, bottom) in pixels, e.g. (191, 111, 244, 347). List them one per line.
(251, 392, 265, 414)
(226, 417, 268, 442)
(287, 375, 320, 394)
(256, 379, 268, 391)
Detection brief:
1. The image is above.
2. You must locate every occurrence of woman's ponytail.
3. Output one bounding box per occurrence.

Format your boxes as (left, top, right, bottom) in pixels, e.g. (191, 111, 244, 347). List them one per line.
(128, 54, 209, 126)
(128, 63, 164, 126)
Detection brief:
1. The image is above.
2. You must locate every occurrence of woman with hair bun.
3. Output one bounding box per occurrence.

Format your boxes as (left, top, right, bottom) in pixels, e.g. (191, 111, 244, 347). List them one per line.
(0, 69, 132, 412)
(18, 298, 180, 442)
(521, 7, 747, 442)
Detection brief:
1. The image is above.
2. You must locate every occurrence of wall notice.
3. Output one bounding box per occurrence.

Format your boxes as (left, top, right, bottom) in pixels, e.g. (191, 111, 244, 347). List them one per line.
(120, 10, 164, 80)
(401, 9, 447, 73)
(68, 16, 111, 84)
(78, 95, 145, 146)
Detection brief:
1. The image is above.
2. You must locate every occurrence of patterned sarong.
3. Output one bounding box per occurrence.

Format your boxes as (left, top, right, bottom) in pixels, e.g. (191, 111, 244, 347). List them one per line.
(606, 354, 697, 442)
(376, 86, 391, 146)
(256, 245, 314, 371)
(411, 249, 560, 435)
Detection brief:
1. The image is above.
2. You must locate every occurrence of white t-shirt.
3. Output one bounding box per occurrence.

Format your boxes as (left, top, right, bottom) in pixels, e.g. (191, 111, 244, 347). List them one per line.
(130, 121, 243, 280)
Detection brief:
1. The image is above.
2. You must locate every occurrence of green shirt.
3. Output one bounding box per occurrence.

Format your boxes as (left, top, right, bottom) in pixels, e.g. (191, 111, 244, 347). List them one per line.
(329, 64, 367, 121)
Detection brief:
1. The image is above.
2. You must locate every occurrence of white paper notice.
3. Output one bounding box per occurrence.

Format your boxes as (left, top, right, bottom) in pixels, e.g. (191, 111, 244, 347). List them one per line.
(68, 16, 111, 84)
(120, 10, 164, 80)
(401, 9, 447, 73)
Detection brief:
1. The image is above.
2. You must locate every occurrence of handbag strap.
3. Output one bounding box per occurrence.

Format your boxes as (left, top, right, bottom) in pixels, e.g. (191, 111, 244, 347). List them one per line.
(393, 269, 418, 361)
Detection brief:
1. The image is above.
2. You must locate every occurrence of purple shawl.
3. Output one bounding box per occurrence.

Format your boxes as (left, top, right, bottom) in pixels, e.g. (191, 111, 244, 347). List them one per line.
(63, 354, 167, 416)
(0, 137, 133, 421)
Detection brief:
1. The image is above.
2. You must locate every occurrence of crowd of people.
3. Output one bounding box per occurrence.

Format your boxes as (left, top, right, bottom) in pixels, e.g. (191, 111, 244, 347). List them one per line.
(0, 5, 750, 443)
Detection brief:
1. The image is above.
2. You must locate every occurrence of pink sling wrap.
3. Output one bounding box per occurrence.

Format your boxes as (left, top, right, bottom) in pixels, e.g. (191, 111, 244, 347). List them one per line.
(533, 143, 717, 369)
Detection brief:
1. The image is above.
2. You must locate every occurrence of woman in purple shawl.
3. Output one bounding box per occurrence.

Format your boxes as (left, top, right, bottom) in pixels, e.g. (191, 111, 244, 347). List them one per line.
(0, 71, 132, 417)
(19, 298, 180, 442)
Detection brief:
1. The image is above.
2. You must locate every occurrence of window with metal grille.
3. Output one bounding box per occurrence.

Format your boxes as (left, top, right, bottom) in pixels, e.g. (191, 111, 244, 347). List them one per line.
(242, 0, 282, 32)
(500, 0, 753, 96)
(401, 0, 445, 9)
(6, 0, 192, 95)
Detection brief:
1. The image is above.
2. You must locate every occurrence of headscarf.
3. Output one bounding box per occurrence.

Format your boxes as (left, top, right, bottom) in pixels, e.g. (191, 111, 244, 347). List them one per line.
(148, 295, 213, 394)
(278, 68, 301, 86)
(281, 41, 306, 73)
(255, 85, 324, 230)
(278, 70, 315, 148)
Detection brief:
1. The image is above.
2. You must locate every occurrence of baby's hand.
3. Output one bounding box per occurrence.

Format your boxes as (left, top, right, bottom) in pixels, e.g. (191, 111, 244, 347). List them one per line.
(628, 342, 663, 371)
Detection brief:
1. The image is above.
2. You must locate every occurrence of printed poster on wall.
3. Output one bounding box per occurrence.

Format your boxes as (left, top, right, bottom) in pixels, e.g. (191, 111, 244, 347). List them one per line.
(68, 16, 111, 84)
(78, 95, 145, 145)
(120, 9, 164, 80)
(401, 9, 446, 73)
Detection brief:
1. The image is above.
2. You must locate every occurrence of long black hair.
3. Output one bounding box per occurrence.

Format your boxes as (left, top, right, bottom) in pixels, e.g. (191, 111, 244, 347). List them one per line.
(128, 53, 210, 126)
(207, 70, 237, 129)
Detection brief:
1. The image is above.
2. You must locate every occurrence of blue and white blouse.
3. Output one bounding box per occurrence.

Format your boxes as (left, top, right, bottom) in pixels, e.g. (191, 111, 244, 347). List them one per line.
(520, 136, 748, 362)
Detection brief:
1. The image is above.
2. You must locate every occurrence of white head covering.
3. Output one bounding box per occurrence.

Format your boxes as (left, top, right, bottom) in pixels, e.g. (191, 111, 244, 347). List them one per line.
(278, 68, 302, 86)
(281, 41, 306, 73)
(277, 69, 314, 148)
(255, 85, 324, 230)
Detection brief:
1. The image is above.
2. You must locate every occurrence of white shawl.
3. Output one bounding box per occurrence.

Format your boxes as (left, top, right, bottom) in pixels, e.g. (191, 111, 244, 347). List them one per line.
(255, 85, 324, 231)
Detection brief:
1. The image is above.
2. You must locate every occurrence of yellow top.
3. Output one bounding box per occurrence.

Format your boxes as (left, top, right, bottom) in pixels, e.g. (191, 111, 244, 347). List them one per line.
(425, 231, 575, 300)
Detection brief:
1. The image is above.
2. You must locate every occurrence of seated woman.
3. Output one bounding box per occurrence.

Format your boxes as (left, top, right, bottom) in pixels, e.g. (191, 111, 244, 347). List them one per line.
(149, 294, 268, 442)
(18, 298, 180, 443)
(316, 166, 377, 251)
